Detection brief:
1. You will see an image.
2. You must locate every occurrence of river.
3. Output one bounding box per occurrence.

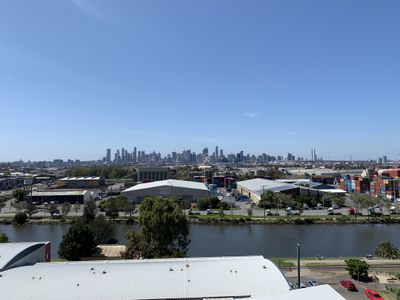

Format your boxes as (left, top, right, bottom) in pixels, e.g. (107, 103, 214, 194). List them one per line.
(1, 223, 399, 258)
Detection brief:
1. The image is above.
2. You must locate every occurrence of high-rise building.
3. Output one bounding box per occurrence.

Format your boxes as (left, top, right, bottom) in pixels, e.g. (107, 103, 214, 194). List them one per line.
(106, 148, 111, 163)
(220, 149, 223, 158)
(133, 147, 137, 163)
(215, 146, 219, 158)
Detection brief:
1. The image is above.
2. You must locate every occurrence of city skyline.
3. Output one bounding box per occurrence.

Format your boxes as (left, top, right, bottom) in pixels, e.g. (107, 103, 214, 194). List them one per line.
(1, 1, 400, 161)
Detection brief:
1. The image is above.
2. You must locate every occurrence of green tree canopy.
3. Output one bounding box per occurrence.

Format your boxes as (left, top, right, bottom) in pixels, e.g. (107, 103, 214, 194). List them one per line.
(345, 258, 369, 280)
(89, 215, 117, 244)
(375, 241, 400, 259)
(260, 190, 275, 209)
(0, 232, 9, 243)
(58, 220, 97, 260)
(138, 196, 190, 258)
(62, 202, 71, 219)
(13, 212, 28, 224)
(83, 200, 97, 222)
(13, 189, 25, 202)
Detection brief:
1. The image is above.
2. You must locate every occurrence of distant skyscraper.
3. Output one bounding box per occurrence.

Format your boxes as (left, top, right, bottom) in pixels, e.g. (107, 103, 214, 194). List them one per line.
(220, 149, 223, 157)
(215, 146, 219, 158)
(133, 147, 137, 163)
(382, 156, 388, 164)
(106, 148, 111, 163)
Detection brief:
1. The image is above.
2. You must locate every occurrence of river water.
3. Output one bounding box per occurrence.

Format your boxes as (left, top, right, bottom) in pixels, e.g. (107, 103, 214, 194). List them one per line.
(1, 223, 399, 258)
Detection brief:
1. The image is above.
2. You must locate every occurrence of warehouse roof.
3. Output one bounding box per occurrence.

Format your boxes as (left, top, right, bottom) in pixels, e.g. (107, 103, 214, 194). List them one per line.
(0, 242, 48, 271)
(236, 178, 298, 195)
(32, 190, 88, 196)
(59, 177, 101, 181)
(0, 256, 293, 300)
(123, 179, 209, 192)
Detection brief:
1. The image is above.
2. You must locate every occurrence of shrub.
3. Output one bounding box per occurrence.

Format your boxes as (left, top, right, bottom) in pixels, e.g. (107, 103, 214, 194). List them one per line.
(13, 212, 28, 225)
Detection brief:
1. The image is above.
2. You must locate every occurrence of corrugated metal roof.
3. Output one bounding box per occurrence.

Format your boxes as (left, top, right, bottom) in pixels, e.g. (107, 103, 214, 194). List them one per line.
(0, 256, 290, 300)
(236, 178, 298, 195)
(32, 190, 88, 196)
(59, 177, 101, 181)
(123, 179, 209, 193)
(0, 242, 47, 270)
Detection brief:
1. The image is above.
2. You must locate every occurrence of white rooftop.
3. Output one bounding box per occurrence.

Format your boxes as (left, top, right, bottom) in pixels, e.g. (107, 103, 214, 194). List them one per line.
(123, 179, 209, 192)
(0, 242, 47, 270)
(0, 256, 288, 300)
(237, 178, 298, 195)
(32, 190, 88, 196)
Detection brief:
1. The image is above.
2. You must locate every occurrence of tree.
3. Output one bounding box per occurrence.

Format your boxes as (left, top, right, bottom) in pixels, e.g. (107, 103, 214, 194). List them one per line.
(73, 201, 81, 215)
(83, 200, 97, 222)
(0, 232, 9, 243)
(247, 207, 253, 219)
(122, 201, 136, 220)
(13, 212, 28, 224)
(375, 241, 400, 259)
(331, 195, 345, 208)
(58, 220, 97, 260)
(260, 190, 275, 209)
(123, 230, 142, 259)
(345, 259, 369, 281)
(138, 197, 190, 258)
(350, 193, 375, 218)
(275, 193, 296, 209)
(197, 197, 222, 210)
(12, 189, 25, 202)
(105, 199, 120, 218)
(48, 204, 59, 216)
(61, 202, 71, 219)
(23, 202, 38, 219)
(89, 215, 117, 244)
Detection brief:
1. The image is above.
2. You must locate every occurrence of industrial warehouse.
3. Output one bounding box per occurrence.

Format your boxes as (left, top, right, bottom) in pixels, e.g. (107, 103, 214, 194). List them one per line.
(236, 178, 346, 205)
(0, 243, 344, 300)
(121, 179, 210, 203)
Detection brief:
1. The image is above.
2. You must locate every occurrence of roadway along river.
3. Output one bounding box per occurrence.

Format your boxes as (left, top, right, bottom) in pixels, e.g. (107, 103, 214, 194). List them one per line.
(1, 223, 400, 258)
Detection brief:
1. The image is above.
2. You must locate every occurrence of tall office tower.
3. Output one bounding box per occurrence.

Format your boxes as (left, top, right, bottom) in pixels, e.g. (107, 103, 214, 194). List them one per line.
(106, 148, 111, 163)
(133, 147, 137, 163)
(220, 149, 223, 157)
(121, 148, 125, 163)
(311, 149, 314, 161)
(314, 149, 317, 161)
(382, 156, 388, 164)
(215, 146, 219, 158)
(116, 149, 121, 163)
(202, 147, 208, 157)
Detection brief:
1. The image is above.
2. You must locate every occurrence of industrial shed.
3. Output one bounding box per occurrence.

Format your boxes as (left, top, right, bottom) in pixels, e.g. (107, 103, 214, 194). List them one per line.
(121, 179, 209, 203)
(0, 255, 344, 300)
(236, 178, 300, 204)
(31, 190, 93, 204)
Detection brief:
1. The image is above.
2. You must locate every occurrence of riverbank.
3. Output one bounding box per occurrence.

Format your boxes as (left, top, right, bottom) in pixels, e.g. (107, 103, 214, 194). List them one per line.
(2, 214, 400, 225)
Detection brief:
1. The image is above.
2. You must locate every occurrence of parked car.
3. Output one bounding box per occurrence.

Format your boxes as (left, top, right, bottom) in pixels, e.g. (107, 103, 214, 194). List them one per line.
(307, 280, 319, 287)
(294, 282, 307, 289)
(266, 210, 279, 216)
(364, 289, 383, 300)
(340, 280, 357, 291)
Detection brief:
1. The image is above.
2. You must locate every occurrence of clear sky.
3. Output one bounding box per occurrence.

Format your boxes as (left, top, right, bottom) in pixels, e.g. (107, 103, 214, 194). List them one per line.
(1, 0, 400, 161)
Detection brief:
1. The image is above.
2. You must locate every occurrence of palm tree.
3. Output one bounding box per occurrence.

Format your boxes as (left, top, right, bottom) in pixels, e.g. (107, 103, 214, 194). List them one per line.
(375, 241, 400, 259)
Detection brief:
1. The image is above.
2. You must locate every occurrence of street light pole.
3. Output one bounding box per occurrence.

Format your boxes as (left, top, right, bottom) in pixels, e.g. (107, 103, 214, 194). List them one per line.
(297, 243, 301, 289)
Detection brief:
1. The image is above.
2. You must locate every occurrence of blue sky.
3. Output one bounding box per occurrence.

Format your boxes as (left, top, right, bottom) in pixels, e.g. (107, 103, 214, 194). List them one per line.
(1, 0, 399, 161)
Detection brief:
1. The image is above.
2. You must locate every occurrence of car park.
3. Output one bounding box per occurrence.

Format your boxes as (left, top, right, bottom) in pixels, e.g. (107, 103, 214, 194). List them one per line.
(340, 280, 357, 291)
(364, 289, 383, 300)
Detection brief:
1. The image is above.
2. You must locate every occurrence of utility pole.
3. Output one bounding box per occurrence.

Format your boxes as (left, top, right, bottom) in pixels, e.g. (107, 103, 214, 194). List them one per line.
(297, 243, 301, 289)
